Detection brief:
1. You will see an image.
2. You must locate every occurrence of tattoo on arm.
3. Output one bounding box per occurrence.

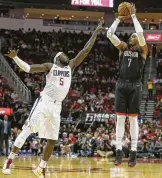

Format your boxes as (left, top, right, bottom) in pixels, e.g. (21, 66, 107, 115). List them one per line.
(29, 63, 53, 73)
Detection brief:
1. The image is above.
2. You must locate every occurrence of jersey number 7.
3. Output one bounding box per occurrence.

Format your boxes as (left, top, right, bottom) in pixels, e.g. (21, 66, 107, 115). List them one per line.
(60, 77, 64, 86)
(128, 58, 132, 67)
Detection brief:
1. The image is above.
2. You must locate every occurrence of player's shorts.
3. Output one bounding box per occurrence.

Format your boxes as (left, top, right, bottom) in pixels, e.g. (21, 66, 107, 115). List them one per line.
(23, 94, 62, 140)
(115, 80, 142, 116)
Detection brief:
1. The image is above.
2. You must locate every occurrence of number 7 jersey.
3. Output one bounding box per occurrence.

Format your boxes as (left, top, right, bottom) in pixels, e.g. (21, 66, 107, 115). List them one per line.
(41, 64, 72, 102)
(118, 46, 145, 80)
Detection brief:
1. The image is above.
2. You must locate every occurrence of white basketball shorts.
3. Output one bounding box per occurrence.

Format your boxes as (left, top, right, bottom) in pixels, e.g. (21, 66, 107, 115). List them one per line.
(22, 94, 62, 140)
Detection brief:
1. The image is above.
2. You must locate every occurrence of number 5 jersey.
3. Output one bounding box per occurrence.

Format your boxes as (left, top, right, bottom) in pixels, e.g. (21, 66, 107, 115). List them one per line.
(41, 64, 72, 102)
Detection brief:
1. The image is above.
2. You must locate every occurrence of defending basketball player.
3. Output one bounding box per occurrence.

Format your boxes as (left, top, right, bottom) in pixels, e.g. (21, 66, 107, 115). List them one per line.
(107, 3, 148, 167)
(2, 21, 103, 177)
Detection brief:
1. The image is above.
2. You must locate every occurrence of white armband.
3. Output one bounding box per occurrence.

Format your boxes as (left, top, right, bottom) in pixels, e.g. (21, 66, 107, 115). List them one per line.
(13, 56, 30, 73)
(107, 33, 121, 47)
(108, 18, 120, 35)
(106, 18, 121, 46)
(131, 14, 146, 46)
(136, 32, 146, 46)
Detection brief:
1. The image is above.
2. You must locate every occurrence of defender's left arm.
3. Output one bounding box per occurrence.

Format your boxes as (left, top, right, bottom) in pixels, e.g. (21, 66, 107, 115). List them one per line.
(130, 4, 148, 59)
(69, 20, 103, 72)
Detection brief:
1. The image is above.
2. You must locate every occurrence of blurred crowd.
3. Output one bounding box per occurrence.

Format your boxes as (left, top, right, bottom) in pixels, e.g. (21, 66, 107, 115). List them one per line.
(153, 58, 162, 121)
(1, 28, 120, 117)
(0, 75, 29, 156)
(0, 75, 29, 128)
(0, 75, 14, 108)
(1, 120, 162, 159)
(0, 29, 162, 158)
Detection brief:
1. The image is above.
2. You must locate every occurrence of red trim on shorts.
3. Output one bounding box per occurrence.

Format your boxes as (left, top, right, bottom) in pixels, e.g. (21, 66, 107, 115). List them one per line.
(116, 112, 127, 116)
(127, 114, 139, 116)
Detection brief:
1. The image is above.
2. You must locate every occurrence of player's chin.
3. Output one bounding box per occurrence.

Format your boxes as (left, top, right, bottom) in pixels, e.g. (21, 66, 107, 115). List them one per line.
(128, 41, 132, 45)
(130, 41, 136, 46)
(133, 42, 138, 46)
(63, 61, 69, 66)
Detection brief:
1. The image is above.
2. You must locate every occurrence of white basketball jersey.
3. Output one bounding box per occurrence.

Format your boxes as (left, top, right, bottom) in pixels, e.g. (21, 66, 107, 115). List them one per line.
(41, 64, 72, 102)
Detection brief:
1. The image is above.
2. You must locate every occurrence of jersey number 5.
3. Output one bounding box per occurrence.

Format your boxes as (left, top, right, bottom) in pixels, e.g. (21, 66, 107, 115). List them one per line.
(128, 58, 132, 67)
(60, 77, 64, 86)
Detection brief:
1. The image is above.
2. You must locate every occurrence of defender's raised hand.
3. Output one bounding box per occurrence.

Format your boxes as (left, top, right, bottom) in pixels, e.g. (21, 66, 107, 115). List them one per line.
(69, 20, 103, 70)
(7, 49, 19, 59)
(95, 20, 104, 34)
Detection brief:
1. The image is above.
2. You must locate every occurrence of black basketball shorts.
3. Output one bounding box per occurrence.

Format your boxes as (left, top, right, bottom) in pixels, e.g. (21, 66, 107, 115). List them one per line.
(115, 81, 142, 116)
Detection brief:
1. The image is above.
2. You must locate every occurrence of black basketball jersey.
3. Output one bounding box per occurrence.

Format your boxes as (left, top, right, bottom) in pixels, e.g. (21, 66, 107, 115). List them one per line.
(119, 46, 145, 80)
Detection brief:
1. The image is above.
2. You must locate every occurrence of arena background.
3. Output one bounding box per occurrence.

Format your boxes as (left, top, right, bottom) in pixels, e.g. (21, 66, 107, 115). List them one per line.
(0, 0, 161, 177)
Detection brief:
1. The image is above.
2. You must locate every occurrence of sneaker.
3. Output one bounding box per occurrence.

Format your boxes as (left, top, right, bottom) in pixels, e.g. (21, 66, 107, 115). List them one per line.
(128, 151, 137, 167)
(70, 154, 78, 158)
(114, 150, 123, 166)
(32, 166, 45, 178)
(2, 159, 12, 175)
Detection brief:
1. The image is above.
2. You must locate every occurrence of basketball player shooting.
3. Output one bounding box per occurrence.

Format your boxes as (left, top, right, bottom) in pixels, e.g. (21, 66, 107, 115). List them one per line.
(107, 3, 148, 167)
(2, 21, 103, 177)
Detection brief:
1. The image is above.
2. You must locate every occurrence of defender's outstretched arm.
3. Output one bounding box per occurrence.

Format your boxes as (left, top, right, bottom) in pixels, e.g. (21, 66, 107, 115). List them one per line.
(69, 20, 103, 71)
(6, 50, 52, 73)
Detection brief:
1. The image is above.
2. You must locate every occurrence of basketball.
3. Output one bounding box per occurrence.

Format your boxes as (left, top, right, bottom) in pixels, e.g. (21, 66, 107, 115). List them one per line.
(118, 2, 131, 16)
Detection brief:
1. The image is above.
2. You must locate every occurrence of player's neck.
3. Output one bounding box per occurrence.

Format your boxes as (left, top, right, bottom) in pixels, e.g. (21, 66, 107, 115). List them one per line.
(134, 44, 139, 48)
(129, 44, 139, 50)
(55, 62, 66, 68)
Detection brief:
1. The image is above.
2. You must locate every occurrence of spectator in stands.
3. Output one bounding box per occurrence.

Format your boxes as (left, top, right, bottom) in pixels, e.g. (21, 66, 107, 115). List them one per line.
(0, 115, 11, 156)
(60, 135, 71, 157)
(147, 79, 153, 99)
(68, 133, 77, 154)
(31, 137, 40, 156)
(97, 134, 113, 157)
(0, 119, 3, 155)
(122, 135, 131, 158)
